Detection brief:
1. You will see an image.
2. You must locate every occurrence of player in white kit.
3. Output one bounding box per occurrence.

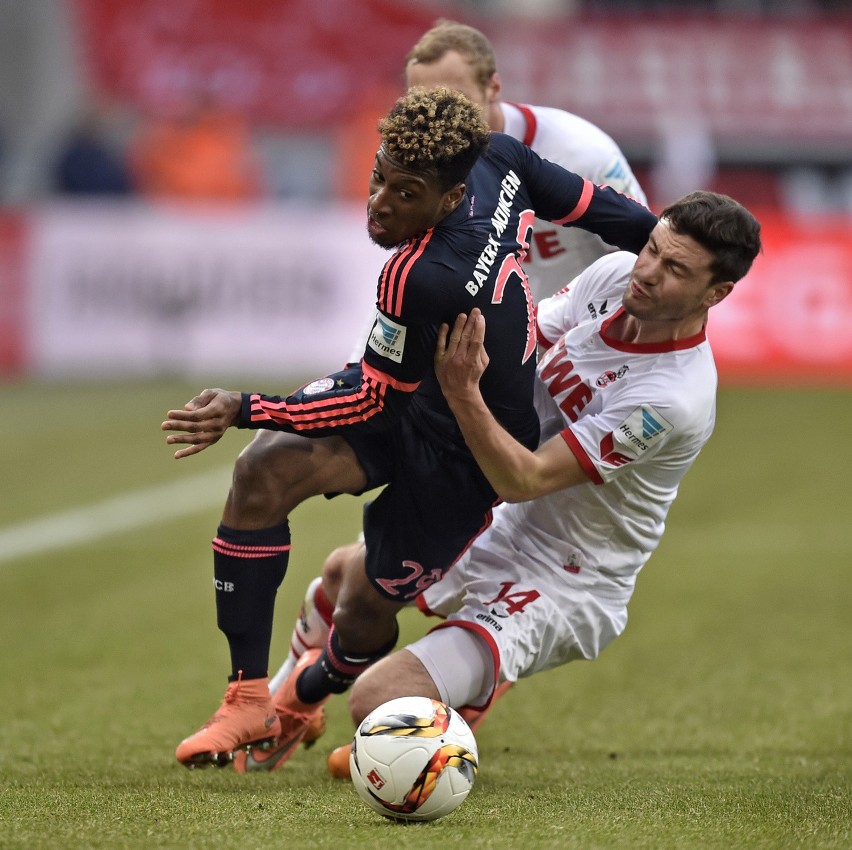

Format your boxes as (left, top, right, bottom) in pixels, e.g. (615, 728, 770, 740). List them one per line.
(269, 190, 761, 778)
(413, 249, 720, 693)
(268, 18, 647, 697)
(342, 190, 762, 725)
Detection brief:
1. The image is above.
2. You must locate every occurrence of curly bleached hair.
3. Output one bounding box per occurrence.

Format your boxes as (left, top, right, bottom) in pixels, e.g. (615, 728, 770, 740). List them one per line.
(378, 86, 490, 192)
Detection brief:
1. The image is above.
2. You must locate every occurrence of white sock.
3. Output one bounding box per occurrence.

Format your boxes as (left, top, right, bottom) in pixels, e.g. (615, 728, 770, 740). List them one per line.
(269, 576, 332, 693)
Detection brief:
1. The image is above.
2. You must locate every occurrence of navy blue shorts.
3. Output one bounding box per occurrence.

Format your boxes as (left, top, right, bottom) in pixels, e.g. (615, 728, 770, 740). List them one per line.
(341, 413, 498, 603)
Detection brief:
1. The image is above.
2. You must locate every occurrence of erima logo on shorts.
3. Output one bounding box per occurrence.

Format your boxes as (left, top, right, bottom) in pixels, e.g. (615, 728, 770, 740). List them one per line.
(614, 404, 673, 455)
(368, 313, 406, 363)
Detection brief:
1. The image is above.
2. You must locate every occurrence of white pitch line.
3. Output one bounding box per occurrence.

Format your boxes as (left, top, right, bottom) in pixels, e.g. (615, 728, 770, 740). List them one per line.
(0, 467, 233, 565)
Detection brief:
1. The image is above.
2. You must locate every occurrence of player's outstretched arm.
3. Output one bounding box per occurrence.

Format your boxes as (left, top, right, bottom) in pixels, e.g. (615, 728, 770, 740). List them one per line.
(161, 388, 242, 459)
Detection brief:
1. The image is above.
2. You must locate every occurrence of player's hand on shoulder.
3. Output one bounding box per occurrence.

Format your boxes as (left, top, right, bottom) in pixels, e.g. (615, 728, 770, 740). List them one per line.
(435, 309, 489, 403)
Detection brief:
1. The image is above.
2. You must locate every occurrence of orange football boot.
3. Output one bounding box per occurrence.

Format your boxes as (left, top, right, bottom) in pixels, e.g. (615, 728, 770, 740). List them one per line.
(175, 674, 281, 769)
(233, 649, 329, 773)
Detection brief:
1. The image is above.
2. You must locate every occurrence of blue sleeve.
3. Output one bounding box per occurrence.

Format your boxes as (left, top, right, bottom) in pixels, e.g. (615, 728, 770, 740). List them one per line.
(493, 134, 657, 254)
(238, 360, 417, 435)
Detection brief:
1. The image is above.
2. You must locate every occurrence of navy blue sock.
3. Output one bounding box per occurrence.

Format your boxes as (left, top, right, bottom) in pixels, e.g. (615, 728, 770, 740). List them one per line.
(296, 623, 399, 703)
(212, 522, 290, 681)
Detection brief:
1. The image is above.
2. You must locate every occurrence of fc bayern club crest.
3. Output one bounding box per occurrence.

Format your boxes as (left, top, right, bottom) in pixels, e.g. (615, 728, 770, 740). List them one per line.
(303, 377, 336, 395)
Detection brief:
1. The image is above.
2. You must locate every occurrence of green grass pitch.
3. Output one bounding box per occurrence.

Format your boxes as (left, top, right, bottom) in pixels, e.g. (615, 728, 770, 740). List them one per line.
(1, 378, 849, 849)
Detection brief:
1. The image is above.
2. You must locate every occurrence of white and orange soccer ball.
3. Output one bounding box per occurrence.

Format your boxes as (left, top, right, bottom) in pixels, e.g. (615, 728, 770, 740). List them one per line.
(349, 696, 479, 822)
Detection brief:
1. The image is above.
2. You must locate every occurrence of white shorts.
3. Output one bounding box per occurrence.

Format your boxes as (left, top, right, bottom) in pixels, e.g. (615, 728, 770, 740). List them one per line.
(417, 519, 631, 699)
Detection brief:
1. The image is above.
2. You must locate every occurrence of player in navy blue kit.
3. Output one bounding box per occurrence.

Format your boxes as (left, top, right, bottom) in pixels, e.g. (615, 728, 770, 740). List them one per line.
(162, 86, 657, 770)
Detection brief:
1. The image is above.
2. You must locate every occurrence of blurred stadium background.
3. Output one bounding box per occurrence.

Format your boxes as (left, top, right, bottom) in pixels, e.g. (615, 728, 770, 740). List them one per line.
(0, 0, 850, 385)
(1, 5, 850, 845)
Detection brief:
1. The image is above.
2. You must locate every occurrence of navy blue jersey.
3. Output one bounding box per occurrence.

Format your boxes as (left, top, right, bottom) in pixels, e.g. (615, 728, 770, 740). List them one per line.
(240, 132, 656, 451)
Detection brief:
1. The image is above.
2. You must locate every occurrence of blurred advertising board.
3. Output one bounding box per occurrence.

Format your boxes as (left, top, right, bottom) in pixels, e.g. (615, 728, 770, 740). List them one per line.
(488, 17, 852, 160)
(24, 202, 385, 379)
(710, 210, 852, 385)
(1, 203, 850, 385)
(72, 2, 852, 158)
(0, 214, 28, 375)
(71, 0, 440, 127)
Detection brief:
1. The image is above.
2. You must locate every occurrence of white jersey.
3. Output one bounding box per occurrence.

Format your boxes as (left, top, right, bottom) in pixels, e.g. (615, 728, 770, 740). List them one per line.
(520, 250, 717, 591)
(501, 102, 647, 302)
(417, 251, 717, 693)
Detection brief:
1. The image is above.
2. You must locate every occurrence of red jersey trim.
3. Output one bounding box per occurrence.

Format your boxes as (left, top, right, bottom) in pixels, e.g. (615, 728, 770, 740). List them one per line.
(249, 382, 386, 426)
(508, 102, 538, 147)
(535, 309, 557, 351)
(361, 360, 420, 392)
(560, 428, 604, 485)
(601, 308, 707, 352)
(378, 230, 433, 317)
(246, 360, 421, 431)
(552, 178, 594, 225)
(415, 593, 441, 618)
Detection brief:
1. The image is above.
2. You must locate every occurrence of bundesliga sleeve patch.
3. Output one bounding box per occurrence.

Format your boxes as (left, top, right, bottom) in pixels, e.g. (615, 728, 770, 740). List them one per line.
(367, 313, 407, 364)
(601, 156, 632, 194)
(613, 404, 673, 457)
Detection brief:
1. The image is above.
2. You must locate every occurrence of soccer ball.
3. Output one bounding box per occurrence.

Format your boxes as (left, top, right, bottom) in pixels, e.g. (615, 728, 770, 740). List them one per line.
(349, 696, 478, 822)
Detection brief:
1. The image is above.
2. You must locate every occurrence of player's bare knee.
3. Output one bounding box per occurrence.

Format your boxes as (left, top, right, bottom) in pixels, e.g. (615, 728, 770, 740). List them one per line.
(228, 431, 329, 524)
(232, 448, 272, 491)
(347, 655, 403, 724)
(347, 677, 373, 726)
(349, 650, 440, 724)
(322, 542, 362, 601)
